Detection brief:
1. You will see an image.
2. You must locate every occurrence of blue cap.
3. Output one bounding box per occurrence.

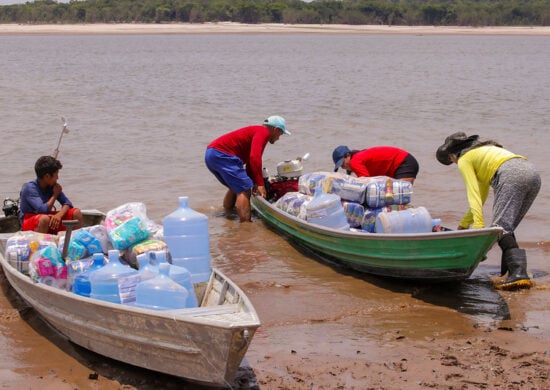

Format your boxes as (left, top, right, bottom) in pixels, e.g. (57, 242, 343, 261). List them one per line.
(264, 115, 290, 135)
(332, 145, 350, 172)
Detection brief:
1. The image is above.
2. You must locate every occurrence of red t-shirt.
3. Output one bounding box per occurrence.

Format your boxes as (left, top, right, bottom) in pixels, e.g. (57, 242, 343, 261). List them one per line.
(349, 146, 409, 178)
(207, 125, 269, 185)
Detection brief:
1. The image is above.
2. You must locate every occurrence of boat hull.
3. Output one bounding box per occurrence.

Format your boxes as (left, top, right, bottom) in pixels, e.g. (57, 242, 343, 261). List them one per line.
(0, 210, 260, 387)
(251, 195, 502, 281)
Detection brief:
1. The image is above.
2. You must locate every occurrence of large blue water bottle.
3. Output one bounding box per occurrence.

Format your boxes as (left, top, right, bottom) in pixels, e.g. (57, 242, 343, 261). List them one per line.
(135, 263, 189, 310)
(90, 249, 141, 304)
(66, 256, 93, 292)
(72, 252, 106, 297)
(136, 253, 158, 283)
(375, 206, 437, 234)
(162, 196, 211, 283)
(305, 186, 350, 230)
(150, 250, 199, 308)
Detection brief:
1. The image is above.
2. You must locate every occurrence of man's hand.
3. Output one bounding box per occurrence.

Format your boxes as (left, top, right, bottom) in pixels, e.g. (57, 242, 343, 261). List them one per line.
(255, 185, 267, 198)
(49, 211, 63, 230)
(53, 183, 62, 197)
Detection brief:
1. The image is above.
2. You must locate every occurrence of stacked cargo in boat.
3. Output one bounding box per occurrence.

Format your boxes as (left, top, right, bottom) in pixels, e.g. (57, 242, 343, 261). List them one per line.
(3, 197, 210, 310)
(274, 171, 441, 234)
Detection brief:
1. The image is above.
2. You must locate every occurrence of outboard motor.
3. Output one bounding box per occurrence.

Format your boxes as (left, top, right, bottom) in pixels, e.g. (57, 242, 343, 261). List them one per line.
(3, 198, 19, 217)
(264, 153, 309, 202)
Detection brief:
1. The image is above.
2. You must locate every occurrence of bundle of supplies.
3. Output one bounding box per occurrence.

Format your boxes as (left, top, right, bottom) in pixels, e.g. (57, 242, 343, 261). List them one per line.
(274, 171, 441, 234)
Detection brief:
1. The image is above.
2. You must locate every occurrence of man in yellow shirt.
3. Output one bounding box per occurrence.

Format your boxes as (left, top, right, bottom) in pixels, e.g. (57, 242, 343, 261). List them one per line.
(437, 132, 540, 290)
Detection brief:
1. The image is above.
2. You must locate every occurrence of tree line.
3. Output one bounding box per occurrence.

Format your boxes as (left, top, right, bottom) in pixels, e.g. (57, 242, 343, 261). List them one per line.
(1, 0, 549, 26)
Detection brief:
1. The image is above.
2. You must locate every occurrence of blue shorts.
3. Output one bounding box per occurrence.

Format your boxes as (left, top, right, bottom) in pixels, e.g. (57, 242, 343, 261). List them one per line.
(205, 148, 253, 194)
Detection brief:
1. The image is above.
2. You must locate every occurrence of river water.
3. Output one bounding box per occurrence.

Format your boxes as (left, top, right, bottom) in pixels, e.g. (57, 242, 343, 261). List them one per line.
(0, 31, 549, 388)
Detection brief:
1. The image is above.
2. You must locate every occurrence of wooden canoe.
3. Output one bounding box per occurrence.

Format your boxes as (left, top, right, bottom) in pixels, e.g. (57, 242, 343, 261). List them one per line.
(251, 195, 502, 282)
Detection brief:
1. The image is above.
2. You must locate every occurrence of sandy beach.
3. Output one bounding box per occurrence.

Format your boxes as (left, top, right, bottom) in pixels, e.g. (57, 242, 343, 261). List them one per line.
(1, 22, 550, 35)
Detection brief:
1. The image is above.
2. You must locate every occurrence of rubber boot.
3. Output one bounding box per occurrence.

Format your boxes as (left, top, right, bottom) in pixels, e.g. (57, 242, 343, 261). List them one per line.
(498, 233, 518, 277)
(495, 248, 533, 290)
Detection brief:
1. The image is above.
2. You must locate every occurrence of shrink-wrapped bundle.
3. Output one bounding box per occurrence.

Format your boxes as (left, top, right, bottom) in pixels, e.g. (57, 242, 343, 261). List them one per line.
(342, 201, 365, 228)
(298, 172, 330, 196)
(275, 192, 312, 218)
(364, 177, 413, 208)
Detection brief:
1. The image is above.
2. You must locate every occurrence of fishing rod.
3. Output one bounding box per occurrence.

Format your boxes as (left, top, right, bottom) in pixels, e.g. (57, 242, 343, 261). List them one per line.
(52, 116, 69, 159)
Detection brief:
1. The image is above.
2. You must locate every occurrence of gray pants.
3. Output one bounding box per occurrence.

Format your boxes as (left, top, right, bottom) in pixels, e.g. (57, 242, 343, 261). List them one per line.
(491, 158, 541, 234)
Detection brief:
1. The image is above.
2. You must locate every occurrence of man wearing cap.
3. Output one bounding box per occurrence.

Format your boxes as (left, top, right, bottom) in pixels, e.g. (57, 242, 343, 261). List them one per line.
(436, 132, 541, 290)
(205, 116, 291, 222)
(332, 145, 419, 184)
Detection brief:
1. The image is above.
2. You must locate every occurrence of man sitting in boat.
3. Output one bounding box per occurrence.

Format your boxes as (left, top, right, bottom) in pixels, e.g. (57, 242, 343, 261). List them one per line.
(332, 145, 419, 184)
(205, 115, 291, 222)
(19, 155, 82, 234)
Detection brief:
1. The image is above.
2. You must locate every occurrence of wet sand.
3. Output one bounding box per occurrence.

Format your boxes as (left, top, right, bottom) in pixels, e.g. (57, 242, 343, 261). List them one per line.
(1, 22, 550, 36)
(2, 241, 550, 389)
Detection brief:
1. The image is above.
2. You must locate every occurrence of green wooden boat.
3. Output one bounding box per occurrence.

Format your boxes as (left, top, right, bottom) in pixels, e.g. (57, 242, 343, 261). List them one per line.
(251, 195, 502, 282)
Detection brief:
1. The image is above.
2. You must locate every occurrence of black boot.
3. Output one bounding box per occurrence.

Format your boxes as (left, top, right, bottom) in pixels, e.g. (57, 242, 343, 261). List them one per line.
(498, 233, 518, 276)
(495, 248, 533, 290)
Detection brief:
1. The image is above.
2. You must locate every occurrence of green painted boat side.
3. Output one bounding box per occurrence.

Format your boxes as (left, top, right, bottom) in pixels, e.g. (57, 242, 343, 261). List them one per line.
(251, 195, 502, 281)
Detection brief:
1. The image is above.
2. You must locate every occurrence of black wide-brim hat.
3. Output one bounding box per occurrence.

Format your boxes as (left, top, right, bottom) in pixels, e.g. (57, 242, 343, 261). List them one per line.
(436, 132, 479, 165)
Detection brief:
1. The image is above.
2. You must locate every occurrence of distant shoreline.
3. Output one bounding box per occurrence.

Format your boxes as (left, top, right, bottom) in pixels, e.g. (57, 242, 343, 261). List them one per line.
(1, 22, 550, 35)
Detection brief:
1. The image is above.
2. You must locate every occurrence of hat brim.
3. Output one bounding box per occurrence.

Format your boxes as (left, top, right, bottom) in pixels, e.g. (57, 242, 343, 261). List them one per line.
(436, 134, 479, 165)
(334, 157, 345, 172)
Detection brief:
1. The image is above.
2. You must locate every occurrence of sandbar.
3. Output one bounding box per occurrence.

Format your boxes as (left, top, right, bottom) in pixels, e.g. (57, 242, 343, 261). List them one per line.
(1, 22, 550, 35)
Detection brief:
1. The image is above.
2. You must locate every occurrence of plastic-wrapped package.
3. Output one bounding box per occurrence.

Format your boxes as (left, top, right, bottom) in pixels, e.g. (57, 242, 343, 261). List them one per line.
(275, 192, 312, 217)
(298, 172, 329, 196)
(342, 201, 365, 228)
(322, 173, 368, 204)
(104, 202, 160, 235)
(5, 231, 58, 274)
(29, 245, 67, 288)
(364, 177, 413, 208)
(125, 239, 168, 268)
(108, 217, 150, 250)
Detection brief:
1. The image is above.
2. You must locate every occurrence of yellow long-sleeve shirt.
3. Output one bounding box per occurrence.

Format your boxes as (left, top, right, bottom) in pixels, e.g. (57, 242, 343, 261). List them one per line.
(457, 145, 525, 229)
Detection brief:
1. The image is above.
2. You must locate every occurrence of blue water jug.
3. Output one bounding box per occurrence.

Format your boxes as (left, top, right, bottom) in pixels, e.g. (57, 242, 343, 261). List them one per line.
(150, 250, 199, 308)
(375, 206, 437, 234)
(162, 196, 211, 283)
(135, 263, 189, 310)
(71, 253, 105, 296)
(136, 253, 158, 283)
(89, 249, 141, 304)
(305, 187, 350, 230)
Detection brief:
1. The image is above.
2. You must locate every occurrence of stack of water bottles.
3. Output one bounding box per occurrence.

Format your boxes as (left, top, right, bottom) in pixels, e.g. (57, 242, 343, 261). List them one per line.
(68, 249, 198, 309)
(4, 196, 212, 310)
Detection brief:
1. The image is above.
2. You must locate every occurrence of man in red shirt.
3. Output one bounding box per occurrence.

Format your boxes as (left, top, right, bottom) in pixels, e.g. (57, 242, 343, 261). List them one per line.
(205, 116, 291, 222)
(332, 145, 419, 184)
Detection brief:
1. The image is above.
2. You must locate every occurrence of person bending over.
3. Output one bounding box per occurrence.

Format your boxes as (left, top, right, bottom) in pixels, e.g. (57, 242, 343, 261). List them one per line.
(205, 116, 291, 222)
(436, 132, 540, 290)
(332, 145, 419, 184)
